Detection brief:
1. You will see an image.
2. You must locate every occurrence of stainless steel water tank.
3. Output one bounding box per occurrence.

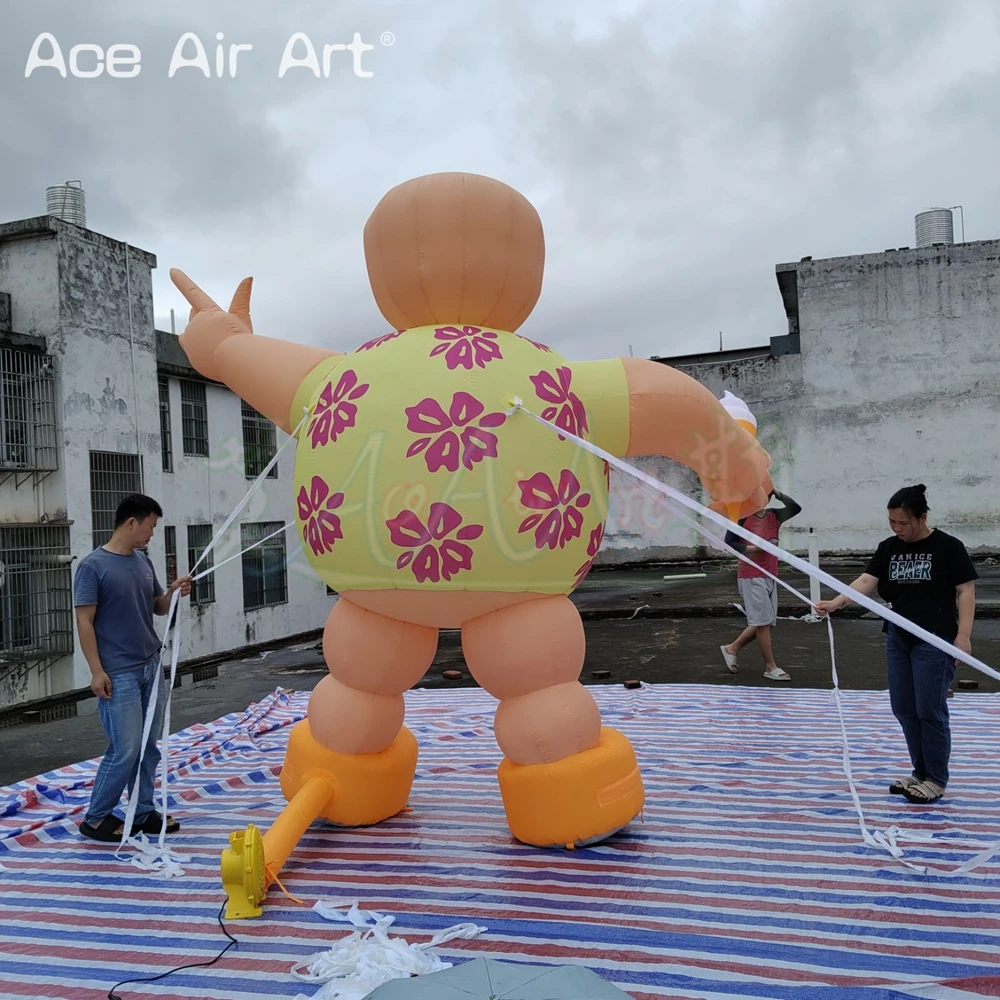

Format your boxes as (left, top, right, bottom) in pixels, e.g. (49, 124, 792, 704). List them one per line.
(45, 181, 87, 228)
(914, 208, 954, 248)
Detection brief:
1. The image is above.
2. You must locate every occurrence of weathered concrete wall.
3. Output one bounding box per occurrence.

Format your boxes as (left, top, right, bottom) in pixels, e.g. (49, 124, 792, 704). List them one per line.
(0, 228, 73, 704)
(602, 241, 1000, 562)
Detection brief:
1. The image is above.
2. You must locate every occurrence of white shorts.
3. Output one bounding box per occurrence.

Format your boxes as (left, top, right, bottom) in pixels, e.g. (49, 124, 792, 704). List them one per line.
(738, 577, 778, 626)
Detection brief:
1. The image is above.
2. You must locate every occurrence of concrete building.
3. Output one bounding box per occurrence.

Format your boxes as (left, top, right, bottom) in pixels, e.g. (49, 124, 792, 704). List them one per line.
(0, 210, 332, 710)
(599, 234, 1000, 565)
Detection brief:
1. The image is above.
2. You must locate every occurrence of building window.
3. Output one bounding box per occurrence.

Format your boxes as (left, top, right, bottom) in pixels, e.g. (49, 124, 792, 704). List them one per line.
(159, 376, 173, 473)
(89, 452, 142, 549)
(0, 524, 73, 664)
(164, 526, 177, 586)
(180, 380, 209, 457)
(241, 400, 278, 479)
(187, 524, 215, 605)
(241, 522, 287, 611)
(0, 346, 58, 473)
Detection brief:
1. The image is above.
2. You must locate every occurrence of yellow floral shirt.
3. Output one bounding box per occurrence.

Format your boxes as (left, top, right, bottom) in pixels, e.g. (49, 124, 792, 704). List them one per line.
(290, 324, 629, 593)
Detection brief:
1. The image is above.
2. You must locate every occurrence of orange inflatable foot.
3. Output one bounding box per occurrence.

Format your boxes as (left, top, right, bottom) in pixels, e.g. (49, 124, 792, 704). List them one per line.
(497, 727, 644, 849)
(221, 719, 418, 919)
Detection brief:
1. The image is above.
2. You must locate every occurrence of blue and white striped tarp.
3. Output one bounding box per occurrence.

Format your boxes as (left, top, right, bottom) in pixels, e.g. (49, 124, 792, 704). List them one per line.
(2, 683, 999, 999)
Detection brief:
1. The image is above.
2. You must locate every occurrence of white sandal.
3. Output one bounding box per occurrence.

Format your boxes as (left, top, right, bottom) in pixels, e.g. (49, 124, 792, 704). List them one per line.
(720, 646, 739, 674)
(903, 779, 945, 804)
(763, 666, 791, 682)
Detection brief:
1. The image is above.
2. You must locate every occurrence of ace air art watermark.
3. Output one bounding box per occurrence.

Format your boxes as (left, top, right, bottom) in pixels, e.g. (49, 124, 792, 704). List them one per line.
(23, 30, 396, 80)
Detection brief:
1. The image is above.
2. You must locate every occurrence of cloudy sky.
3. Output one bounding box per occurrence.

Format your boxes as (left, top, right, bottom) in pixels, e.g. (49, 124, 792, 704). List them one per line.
(2, 0, 998, 361)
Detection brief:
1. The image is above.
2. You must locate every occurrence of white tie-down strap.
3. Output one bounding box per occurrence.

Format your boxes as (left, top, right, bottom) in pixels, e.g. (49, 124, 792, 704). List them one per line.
(290, 899, 487, 1000)
(113, 410, 310, 876)
(504, 397, 998, 679)
(506, 398, 1000, 876)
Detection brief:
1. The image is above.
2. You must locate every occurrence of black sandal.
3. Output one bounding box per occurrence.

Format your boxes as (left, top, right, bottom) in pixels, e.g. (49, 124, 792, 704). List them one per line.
(79, 815, 127, 842)
(137, 812, 181, 835)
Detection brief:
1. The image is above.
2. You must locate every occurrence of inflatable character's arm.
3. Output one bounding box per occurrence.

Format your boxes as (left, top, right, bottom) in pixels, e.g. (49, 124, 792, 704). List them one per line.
(620, 357, 773, 519)
(170, 269, 340, 434)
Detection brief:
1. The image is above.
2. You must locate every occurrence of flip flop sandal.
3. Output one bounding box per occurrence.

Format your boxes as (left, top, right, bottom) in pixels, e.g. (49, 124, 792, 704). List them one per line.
(763, 667, 791, 682)
(720, 646, 739, 674)
(137, 813, 181, 835)
(79, 815, 127, 842)
(890, 776, 920, 795)
(902, 780, 945, 804)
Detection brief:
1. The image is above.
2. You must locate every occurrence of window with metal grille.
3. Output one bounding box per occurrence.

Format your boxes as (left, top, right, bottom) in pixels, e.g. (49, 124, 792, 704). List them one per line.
(187, 524, 215, 605)
(241, 522, 287, 611)
(0, 347, 58, 473)
(89, 452, 143, 549)
(180, 380, 209, 457)
(159, 376, 173, 472)
(0, 524, 73, 666)
(241, 399, 278, 479)
(164, 525, 177, 586)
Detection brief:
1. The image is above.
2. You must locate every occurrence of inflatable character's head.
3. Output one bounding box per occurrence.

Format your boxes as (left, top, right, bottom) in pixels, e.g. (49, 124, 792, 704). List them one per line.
(363, 173, 545, 333)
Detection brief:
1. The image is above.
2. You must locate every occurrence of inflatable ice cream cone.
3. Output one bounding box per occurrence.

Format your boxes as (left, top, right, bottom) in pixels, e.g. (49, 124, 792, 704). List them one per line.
(720, 391, 757, 439)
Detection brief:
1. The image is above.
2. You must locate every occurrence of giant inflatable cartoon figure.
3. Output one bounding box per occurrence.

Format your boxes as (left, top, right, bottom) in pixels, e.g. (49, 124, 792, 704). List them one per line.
(171, 173, 773, 918)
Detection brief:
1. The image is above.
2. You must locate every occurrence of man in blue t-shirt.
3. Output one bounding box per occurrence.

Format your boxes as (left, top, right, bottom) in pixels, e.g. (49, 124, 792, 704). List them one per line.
(73, 494, 192, 842)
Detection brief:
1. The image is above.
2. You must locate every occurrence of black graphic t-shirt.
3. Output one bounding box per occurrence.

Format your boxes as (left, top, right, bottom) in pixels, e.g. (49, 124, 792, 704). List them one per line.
(865, 529, 978, 643)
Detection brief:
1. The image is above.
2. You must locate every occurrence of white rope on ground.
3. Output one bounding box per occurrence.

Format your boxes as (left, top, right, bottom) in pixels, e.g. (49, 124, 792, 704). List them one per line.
(290, 899, 486, 1000)
(507, 397, 1000, 876)
(113, 410, 311, 876)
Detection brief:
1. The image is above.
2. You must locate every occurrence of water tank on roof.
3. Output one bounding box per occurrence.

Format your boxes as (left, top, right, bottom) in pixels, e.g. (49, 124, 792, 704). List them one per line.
(45, 181, 87, 228)
(914, 208, 954, 248)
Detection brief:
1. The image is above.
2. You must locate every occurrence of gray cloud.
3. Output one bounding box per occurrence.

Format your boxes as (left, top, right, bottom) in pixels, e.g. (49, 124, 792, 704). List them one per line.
(0, 1, 318, 241)
(1, 0, 997, 362)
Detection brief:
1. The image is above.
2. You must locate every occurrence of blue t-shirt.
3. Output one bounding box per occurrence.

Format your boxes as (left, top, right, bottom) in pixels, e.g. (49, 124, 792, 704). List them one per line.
(73, 547, 164, 673)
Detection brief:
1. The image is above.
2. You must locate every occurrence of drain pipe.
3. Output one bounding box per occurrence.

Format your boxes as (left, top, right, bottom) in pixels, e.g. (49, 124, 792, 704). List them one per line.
(124, 243, 142, 487)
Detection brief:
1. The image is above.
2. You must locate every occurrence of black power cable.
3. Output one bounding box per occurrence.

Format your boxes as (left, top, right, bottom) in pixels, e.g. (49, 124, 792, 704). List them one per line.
(108, 899, 237, 1000)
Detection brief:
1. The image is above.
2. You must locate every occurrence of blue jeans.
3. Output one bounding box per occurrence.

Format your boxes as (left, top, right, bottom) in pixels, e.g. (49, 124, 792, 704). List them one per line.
(886, 625, 955, 787)
(84, 654, 166, 828)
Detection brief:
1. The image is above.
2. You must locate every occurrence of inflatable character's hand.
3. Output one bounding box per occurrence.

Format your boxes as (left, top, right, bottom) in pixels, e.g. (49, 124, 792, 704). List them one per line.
(170, 269, 253, 383)
(706, 449, 774, 521)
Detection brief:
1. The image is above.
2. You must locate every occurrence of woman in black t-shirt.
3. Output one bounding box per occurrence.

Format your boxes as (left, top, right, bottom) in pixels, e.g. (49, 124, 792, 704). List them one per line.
(816, 485, 978, 805)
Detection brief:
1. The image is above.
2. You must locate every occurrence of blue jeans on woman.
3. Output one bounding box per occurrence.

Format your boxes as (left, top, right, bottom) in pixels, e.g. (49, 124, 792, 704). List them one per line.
(886, 624, 956, 788)
(83, 654, 166, 828)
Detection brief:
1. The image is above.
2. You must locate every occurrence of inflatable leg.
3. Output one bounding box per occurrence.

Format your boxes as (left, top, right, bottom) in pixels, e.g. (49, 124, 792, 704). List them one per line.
(462, 596, 644, 849)
(222, 598, 437, 918)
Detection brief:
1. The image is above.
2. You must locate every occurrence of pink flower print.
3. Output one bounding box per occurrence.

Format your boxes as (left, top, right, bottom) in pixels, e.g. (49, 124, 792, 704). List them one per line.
(405, 392, 506, 473)
(296, 475, 345, 556)
(517, 334, 552, 353)
(573, 523, 605, 587)
(309, 369, 370, 449)
(387, 502, 484, 583)
(517, 469, 592, 550)
(355, 330, 403, 352)
(430, 326, 503, 370)
(530, 366, 588, 441)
